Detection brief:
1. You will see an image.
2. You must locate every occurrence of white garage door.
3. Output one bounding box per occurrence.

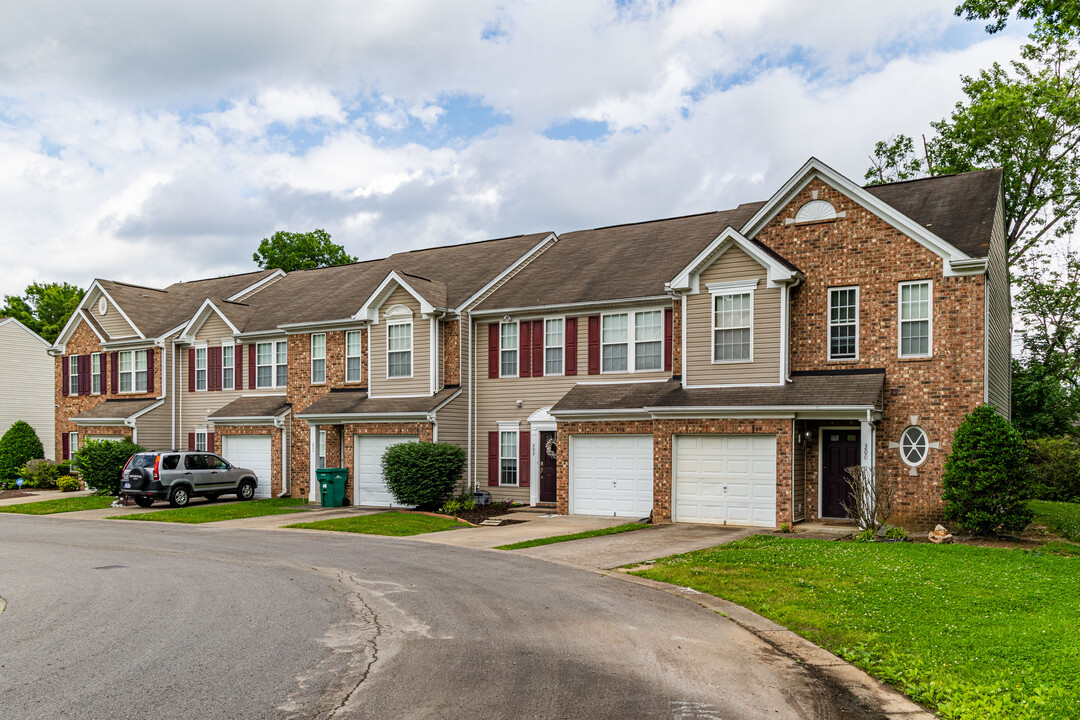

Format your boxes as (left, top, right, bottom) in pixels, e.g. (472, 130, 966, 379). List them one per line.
(569, 435, 653, 518)
(354, 435, 419, 507)
(675, 435, 776, 527)
(221, 435, 273, 499)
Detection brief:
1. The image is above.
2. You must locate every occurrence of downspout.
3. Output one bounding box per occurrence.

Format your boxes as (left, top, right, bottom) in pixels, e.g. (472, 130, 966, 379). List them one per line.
(125, 418, 137, 445)
(171, 340, 176, 448)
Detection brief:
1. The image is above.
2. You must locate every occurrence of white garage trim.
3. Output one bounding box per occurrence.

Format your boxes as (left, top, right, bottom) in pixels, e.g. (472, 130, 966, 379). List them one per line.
(569, 434, 653, 518)
(354, 435, 419, 507)
(674, 434, 776, 527)
(221, 435, 273, 499)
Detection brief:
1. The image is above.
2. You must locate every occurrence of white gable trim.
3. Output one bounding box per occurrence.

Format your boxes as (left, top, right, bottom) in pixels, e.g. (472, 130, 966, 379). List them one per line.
(0, 317, 51, 347)
(739, 157, 976, 275)
(456, 232, 558, 312)
(226, 269, 286, 301)
(667, 227, 800, 293)
(92, 282, 146, 339)
(179, 299, 240, 343)
(353, 271, 437, 323)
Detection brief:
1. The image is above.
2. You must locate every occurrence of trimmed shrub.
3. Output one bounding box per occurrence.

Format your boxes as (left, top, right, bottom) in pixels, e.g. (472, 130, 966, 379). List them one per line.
(18, 459, 73, 489)
(1028, 436, 1080, 503)
(0, 421, 45, 480)
(382, 441, 466, 510)
(73, 438, 143, 496)
(57, 476, 81, 492)
(943, 405, 1033, 535)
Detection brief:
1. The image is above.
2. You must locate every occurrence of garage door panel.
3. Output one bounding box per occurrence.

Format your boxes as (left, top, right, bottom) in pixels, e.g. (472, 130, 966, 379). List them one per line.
(355, 435, 418, 507)
(222, 435, 272, 499)
(675, 434, 776, 527)
(570, 435, 653, 518)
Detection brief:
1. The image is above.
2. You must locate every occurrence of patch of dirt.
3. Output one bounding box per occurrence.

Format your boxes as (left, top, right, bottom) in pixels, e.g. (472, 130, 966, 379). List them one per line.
(452, 503, 522, 525)
(0, 489, 35, 500)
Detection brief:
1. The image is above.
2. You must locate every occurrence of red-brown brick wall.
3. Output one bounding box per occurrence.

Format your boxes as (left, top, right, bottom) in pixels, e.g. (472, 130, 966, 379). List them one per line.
(670, 298, 683, 376)
(442, 319, 460, 386)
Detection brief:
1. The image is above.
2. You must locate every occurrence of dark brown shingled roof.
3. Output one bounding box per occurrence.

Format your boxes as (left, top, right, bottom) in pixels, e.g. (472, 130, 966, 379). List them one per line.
(207, 396, 291, 420)
(72, 398, 160, 421)
(297, 388, 459, 418)
(550, 372, 884, 414)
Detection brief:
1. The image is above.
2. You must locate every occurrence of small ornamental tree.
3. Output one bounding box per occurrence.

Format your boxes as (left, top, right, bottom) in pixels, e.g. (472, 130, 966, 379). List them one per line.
(382, 442, 467, 510)
(942, 405, 1033, 534)
(73, 438, 143, 495)
(0, 421, 45, 480)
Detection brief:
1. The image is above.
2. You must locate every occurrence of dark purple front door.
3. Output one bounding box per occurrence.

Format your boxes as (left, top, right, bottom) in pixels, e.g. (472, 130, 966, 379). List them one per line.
(539, 431, 557, 503)
(821, 429, 860, 518)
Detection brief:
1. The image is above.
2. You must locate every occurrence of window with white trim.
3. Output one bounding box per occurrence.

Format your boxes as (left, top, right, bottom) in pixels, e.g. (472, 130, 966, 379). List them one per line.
(713, 293, 753, 362)
(602, 310, 665, 373)
(256, 341, 288, 388)
(68, 431, 78, 457)
(634, 310, 663, 371)
(601, 313, 628, 372)
(499, 430, 518, 486)
(91, 353, 101, 394)
(222, 344, 234, 390)
(899, 281, 932, 358)
(311, 333, 326, 384)
(317, 430, 327, 469)
(275, 340, 287, 386)
(387, 322, 412, 378)
(544, 318, 563, 375)
(69, 356, 79, 396)
(194, 347, 207, 391)
(500, 322, 517, 377)
(900, 426, 929, 467)
(194, 430, 207, 452)
(119, 350, 148, 393)
(346, 331, 363, 383)
(828, 287, 859, 360)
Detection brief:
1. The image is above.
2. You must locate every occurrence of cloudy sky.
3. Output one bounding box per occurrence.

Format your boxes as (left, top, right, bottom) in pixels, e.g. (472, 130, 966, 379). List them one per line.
(0, 0, 1031, 298)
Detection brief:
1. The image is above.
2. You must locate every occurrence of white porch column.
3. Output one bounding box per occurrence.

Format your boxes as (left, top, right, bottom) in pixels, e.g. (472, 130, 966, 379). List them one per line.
(860, 420, 875, 470)
(308, 425, 320, 503)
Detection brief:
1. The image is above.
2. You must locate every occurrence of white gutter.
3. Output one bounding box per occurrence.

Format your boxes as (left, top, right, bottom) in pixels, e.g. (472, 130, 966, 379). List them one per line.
(470, 295, 673, 318)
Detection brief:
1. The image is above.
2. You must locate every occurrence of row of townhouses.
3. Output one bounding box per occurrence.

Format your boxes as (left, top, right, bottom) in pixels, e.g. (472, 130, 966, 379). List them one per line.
(50, 158, 1011, 527)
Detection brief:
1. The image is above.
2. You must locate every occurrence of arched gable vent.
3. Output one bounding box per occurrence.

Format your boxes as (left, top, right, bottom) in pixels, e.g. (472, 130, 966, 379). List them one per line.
(795, 199, 837, 223)
(384, 303, 414, 320)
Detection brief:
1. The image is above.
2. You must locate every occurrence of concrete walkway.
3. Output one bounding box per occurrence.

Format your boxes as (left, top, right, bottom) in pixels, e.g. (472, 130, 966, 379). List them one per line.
(412, 512, 627, 549)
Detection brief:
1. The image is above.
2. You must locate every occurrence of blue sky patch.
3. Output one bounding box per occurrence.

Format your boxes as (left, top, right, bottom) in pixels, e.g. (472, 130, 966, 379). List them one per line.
(543, 118, 611, 142)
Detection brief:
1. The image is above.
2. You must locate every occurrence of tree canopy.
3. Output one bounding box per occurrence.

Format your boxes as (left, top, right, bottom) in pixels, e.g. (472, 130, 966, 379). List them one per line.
(955, 0, 1080, 35)
(0, 282, 85, 343)
(252, 229, 357, 272)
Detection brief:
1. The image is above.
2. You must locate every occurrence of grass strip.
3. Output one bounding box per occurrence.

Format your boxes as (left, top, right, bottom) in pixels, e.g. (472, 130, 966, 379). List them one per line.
(286, 511, 468, 536)
(0, 495, 116, 514)
(496, 522, 648, 550)
(108, 498, 308, 524)
(1030, 500, 1080, 542)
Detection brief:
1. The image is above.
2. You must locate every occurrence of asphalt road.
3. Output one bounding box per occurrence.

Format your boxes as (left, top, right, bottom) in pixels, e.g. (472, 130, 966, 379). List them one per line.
(0, 516, 884, 720)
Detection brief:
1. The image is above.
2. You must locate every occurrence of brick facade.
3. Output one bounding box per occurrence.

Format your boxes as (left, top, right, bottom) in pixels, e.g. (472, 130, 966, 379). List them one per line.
(441, 319, 460, 386)
(338, 422, 434, 503)
(670, 298, 683, 377)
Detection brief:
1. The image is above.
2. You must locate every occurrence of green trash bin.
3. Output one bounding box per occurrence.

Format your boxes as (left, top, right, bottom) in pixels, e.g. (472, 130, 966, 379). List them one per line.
(316, 468, 348, 508)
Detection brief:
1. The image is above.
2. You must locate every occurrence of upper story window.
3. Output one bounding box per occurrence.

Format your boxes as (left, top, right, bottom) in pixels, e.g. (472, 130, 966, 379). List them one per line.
(119, 350, 148, 393)
(500, 322, 518, 377)
(713, 292, 753, 362)
(222, 343, 235, 390)
(601, 309, 664, 373)
(385, 305, 413, 379)
(899, 280, 932, 358)
(311, 333, 326, 384)
(256, 340, 288, 388)
(601, 313, 628, 372)
(544, 318, 563, 375)
(795, 199, 837, 223)
(346, 331, 363, 383)
(69, 356, 79, 396)
(91, 353, 101, 395)
(194, 346, 207, 391)
(828, 287, 859, 360)
(634, 310, 663, 371)
(500, 430, 518, 486)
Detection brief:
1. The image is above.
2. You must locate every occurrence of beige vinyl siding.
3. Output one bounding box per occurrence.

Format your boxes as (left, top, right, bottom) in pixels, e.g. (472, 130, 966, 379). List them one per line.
(792, 427, 806, 522)
(985, 195, 1011, 419)
(179, 342, 283, 442)
(369, 287, 430, 396)
(86, 287, 139, 339)
(0, 321, 55, 457)
(134, 402, 172, 449)
(685, 246, 782, 385)
(433, 391, 468, 493)
(194, 313, 235, 344)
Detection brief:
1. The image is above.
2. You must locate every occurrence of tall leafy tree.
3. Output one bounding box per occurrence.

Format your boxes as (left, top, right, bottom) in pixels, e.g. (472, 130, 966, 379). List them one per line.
(955, 0, 1080, 35)
(865, 33, 1080, 263)
(253, 229, 357, 272)
(1014, 245, 1080, 382)
(0, 282, 85, 343)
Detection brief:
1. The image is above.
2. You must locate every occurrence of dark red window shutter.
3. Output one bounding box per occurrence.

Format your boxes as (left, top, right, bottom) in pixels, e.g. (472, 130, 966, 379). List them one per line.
(99, 355, 107, 393)
(188, 348, 196, 392)
(208, 347, 222, 392)
(110, 352, 119, 394)
(62, 433, 70, 460)
(488, 431, 500, 486)
(518, 321, 531, 377)
(532, 320, 544, 377)
(664, 307, 674, 372)
(519, 432, 530, 487)
(587, 315, 600, 375)
(146, 349, 155, 393)
(235, 343, 244, 390)
(207, 433, 215, 452)
(61, 356, 69, 395)
(78, 355, 90, 395)
(488, 324, 499, 378)
(187, 433, 195, 450)
(565, 317, 578, 375)
(248, 344, 256, 388)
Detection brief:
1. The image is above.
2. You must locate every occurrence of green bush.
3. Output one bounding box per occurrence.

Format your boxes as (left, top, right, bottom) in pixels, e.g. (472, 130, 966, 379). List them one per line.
(18, 459, 73, 489)
(57, 476, 81, 492)
(943, 405, 1033, 535)
(1028, 437, 1080, 502)
(884, 525, 908, 540)
(439, 491, 478, 515)
(73, 438, 143, 496)
(853, 527, 877, 543)
(0, 421, 45, 480)
(382, 441, 466, 510)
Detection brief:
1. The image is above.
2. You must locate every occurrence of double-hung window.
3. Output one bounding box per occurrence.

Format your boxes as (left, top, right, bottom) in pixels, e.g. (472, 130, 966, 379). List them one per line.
(544, 318, 563, 375)
(194, 347, 207, 391)
(500, 322, 517, 377)
(256, 341, 288, 388)
(899, 281, 932, 358)
(387, 322, 412, 378)
(69, 356, 79, 395)
(499, 430, 518, 486)
(601, 313, 629, 372)
(118, 350, 149, 393)
(91, 353, 101, 394)
(194, 430, 207, 452)
(311, 333, 326, 384)
(713, 293, 753, 362)
(828, 287, 859, 360)
(346, 331, 363, 383)
(222, 344, 234, 390)
(317, 430, 327, 469)
(634, 310, 663, 371)
(601, 309, 664, 373)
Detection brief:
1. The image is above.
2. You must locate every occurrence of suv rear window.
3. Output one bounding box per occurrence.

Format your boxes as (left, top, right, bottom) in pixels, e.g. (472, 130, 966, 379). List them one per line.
(128, 454, 156, 469)
(161, 455, 180, 470)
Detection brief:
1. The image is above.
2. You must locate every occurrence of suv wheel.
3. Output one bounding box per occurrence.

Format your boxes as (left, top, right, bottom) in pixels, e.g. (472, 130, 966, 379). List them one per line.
(134, 496, 155, 508)
(169, 486, 191, 508)
(237, 480, 256, 501)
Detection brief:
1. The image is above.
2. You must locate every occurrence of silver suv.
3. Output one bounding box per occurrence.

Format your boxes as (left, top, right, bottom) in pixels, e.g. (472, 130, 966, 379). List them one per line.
(121, 451, 259, 508)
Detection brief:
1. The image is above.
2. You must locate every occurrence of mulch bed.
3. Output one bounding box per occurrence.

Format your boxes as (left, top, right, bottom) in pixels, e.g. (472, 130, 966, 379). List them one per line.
(0, 489, 36, 500)
(453, 502, 522, 526)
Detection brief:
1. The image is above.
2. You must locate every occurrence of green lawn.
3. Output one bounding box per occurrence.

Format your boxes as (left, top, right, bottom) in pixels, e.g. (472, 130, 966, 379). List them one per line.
(0, 495, 115, 514)
(635, 535, 1079, 720)
(108, 498, 309, 524)
(1030, 500, 1080, 542)
(286, 511, 468, 536)
(496, 522, 649, 550)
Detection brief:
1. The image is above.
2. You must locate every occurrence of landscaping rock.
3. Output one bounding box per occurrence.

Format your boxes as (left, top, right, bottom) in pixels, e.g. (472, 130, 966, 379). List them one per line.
(928, 524, 953, 544)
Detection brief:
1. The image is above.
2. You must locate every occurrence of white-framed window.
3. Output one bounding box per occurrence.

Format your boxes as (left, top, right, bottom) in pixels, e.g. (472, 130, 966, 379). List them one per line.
(311, 333, 326, 384)
(346, 330, 363, 383)
(194, 429, 207, 452)
(634, 310, 663, 371)
(91, 353, 101, 394)
(499, 430, 518, 486)
(544, 318, 564, 375)
(69, 356, 79, 396)
(387, 322, 412, 378)
(194, 346, 207, 391)
(601, 313, 628, 372)
(317, 430, 327, 469)
(828, 287, 859, 360)
(256, 340, 288, 388)
(222, 343, 234, 390)
(900, 426, 929, 467)
(713, 293, 753, 362)
(118, 350, 148, 393)
(68, 431, 78, 457)
(602, 309, 666, 373)
(899, 281, 932, 358)
(500, 322, 518, 377)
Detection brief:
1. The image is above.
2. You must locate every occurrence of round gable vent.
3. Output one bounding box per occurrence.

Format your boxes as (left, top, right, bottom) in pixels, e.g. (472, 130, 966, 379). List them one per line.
(98, 297, 108, 316)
